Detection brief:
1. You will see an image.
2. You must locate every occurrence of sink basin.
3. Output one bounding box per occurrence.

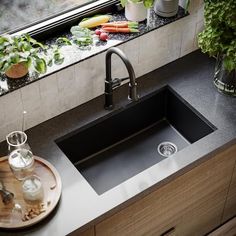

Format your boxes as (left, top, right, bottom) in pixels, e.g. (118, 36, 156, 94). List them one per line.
(56, 86, 215, 195)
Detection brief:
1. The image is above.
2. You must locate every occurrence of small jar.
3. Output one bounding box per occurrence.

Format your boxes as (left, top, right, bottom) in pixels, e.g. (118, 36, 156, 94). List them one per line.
(22, 175, 44, 203)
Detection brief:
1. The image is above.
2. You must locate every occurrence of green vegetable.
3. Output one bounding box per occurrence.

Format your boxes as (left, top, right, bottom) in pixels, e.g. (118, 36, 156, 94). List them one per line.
(70, 26, 94, 47)
(120, 0, 154, 8)
(198, 0, 236, 71)
(184, 0, 191, 13)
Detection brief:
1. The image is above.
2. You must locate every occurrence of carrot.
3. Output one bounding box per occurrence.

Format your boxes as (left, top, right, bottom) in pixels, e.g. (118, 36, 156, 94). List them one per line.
(101, 21, 138, 28)
(102, 22, 128, 28)
(102, 27, 139, 33)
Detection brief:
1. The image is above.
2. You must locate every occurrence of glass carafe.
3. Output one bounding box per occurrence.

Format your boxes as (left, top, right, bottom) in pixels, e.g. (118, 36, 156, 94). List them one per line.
(6, 131, 34, 180)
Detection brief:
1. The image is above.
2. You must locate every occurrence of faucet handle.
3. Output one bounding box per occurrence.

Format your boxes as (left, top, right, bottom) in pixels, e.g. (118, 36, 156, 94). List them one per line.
(111, 78, 122, 89)
(112, 77, 129, 89)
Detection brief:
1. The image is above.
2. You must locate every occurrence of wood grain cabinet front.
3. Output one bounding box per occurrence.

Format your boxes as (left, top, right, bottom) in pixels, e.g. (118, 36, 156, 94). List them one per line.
(68, 227, 94, 236)
(95, 144, 236, 236)
(222, 155, 236, 222)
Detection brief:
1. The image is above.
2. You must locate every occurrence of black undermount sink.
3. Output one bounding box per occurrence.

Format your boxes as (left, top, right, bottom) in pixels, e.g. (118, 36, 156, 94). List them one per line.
(56, 86, 215, 195)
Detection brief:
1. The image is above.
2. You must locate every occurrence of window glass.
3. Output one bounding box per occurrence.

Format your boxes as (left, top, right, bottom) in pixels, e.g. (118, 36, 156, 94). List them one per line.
(0, 0, 98, 34)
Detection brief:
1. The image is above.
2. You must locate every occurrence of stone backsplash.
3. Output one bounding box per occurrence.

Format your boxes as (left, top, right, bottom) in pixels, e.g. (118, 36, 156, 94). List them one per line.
(0, 0, 204, 142)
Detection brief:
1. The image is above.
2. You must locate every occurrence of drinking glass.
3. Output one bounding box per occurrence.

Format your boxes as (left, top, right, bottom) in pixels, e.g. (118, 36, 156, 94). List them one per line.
(6, 131, 34, 180)
(22, 175, 44, 203)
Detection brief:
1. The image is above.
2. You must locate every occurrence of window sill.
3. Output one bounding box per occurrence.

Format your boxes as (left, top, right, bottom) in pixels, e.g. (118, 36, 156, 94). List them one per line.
(0, 7, 187, 97)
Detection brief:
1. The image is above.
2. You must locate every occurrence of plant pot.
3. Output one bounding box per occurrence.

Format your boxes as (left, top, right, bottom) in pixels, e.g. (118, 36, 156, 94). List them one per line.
(214, 55, 236, 96)
(125, 0, 147, 22)
(154, 0, 179, 17)
(5, 62, 28, 79)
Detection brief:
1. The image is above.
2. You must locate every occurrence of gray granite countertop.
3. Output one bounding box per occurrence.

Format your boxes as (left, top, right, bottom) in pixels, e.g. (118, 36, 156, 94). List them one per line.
(0, 50, 236, 235)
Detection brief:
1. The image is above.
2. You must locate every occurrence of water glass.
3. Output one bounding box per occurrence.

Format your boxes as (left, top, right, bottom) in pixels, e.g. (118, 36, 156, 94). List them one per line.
(22, 175, 44, 203)
(6, 131, 34, 180)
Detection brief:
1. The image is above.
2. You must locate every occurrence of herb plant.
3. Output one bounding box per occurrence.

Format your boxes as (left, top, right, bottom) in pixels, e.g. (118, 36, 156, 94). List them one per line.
(0, 34, 64, 74)
(198, 0, 236, 71)
(120, 0, 154, 8)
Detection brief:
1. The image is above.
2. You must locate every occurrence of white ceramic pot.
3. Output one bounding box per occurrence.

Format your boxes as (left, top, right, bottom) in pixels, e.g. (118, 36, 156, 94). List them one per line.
(125, 0, 147, 22)
(154, 0, 179, 17)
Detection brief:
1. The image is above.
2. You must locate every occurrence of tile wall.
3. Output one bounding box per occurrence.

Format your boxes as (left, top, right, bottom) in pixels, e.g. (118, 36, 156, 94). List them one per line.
(0, 0, 204, 142)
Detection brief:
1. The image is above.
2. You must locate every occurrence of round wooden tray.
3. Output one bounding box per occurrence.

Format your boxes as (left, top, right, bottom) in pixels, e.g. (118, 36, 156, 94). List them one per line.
(0, 156, 62, 229)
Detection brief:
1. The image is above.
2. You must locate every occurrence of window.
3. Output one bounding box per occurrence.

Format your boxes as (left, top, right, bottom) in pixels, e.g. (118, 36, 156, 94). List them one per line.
(0, 0, 117, 35)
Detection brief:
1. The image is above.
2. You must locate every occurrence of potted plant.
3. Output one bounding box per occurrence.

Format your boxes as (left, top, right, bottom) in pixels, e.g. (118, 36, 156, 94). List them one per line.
(154, 0, 179, 17)
(120, 0, 154, 22)
(198, 0, 236, 96)
(0, 34, 64, 79)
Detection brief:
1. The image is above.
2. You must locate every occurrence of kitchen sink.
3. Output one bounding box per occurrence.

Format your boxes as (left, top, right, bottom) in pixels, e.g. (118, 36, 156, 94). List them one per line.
(56, 86, 215, 195)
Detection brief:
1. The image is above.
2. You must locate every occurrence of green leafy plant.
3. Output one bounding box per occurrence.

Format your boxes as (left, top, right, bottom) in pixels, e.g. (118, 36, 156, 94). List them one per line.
(198, 0, 236, 71)
(0, 34, 64, 75)
(56, 26, 95, 49)
(120, 0, 154, 8)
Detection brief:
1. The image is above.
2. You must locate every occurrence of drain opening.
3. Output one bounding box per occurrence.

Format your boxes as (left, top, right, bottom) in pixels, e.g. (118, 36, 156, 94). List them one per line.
(157, 142, 178, 157)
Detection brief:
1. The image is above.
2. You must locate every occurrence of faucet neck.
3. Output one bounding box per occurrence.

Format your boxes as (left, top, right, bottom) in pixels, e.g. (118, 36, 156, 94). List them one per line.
(105, 47, 136, 85)
(105, 47, 138, 110)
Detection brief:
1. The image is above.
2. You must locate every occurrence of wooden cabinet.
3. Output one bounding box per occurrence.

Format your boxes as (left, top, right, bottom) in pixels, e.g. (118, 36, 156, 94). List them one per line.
(222, 157, 236, 222)
(208, 217, 236, 236)
(80, 227, 94, 236)
(69, 226, 94, 236)
(96, 144, 236, 236)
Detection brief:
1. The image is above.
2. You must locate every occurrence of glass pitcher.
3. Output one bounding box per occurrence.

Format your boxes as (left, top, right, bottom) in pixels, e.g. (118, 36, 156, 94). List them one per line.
(6, 131, 34, 180)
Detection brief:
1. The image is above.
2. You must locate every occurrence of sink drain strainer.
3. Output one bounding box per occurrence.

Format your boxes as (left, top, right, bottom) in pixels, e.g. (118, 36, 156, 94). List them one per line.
(157, 142, 178, 157)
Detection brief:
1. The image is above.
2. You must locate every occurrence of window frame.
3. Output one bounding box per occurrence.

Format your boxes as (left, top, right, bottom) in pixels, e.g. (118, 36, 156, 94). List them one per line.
(11, 0, 119, 38)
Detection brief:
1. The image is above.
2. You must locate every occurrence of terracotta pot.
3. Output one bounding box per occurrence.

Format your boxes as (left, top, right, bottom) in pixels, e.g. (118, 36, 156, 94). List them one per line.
(5, 62, 28, 79)
(125, 0, 147, 22)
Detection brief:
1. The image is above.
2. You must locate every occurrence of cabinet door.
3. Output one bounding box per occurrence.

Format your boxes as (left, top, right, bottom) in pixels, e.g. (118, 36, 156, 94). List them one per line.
(69, 227, 94, 236)
(96, 145, 236, 236)
(222, 159, 236, 222)
(179, 144, 236, 236)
